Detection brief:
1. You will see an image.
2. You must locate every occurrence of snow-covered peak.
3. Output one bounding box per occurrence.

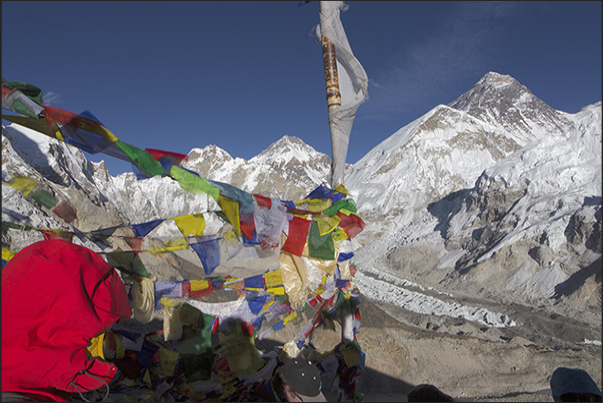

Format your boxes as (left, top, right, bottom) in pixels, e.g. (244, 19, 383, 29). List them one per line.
(448, 72, 575, 145)
(250, 135, 329, 168)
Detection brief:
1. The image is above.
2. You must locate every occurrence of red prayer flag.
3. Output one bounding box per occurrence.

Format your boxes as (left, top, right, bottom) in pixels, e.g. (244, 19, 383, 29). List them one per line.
(281, 216, 311, 256)
(124, 237, 144, 254)
(40, 229, 73, 242)
(52, 200, 77, 223)
(253, 194, 272, 208)
(337, 211, 365, 239)
(145, 148, 188, 165)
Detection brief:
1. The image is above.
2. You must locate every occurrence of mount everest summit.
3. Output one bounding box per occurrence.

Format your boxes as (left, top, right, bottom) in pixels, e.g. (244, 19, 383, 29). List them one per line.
(2, 72, 601, 347)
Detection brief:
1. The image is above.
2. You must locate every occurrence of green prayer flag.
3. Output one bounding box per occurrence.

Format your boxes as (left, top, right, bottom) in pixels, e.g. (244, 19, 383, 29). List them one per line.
(307, 220, 336, 260)
(105, 249, 149, 278)
(2, 79, 44, 118)
(308, 221, 335, 260)
(113, 140, 165, 178)
(31, 189, 58, 209)
(322, 198, 357, 216)
(2, 79, 43, 106)
(169, 166, 220, 201)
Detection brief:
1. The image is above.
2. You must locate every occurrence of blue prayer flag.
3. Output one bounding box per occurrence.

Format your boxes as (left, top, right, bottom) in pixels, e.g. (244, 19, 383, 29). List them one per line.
(190, 238, 220, 276)
(131, 219, 164, 238)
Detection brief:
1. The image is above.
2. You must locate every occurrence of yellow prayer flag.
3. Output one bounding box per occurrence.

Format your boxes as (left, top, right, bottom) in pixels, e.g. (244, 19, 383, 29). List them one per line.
(334, 183, 350, 195)
(264, 270, 284, 288)
(160, 348, 179, 377)
(173, 213, 206, 237)
(283, 311, 298, 324)
(295, 198, 331, 212)
(2, 247, 16, 263)
(333, 228, 349, 241)
(267, 287, 286, 295)
(160, 297, 181, 308)
(315, 214, 341, 236)
(189, 279, 210, 291)
(147, 238, 189, 255)
(6, 176, 37, 196)
(218, 195, 240, 235)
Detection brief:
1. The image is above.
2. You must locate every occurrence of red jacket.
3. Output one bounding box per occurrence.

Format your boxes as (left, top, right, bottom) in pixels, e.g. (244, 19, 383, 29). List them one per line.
(2, 240, 132, 401)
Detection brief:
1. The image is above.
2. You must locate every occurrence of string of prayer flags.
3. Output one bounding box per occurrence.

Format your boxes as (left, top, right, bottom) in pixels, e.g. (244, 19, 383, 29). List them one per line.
(113, 139, 166, 178)
(208, 179, 254, 216)
(2, 78, 44, 118)
(338, 251, 354, 261)
(253, 196, 287, 249)
(90, 225, 122, 244)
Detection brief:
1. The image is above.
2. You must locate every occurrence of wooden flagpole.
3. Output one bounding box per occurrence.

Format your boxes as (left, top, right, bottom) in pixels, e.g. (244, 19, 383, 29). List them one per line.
(321, 36, 341, 111)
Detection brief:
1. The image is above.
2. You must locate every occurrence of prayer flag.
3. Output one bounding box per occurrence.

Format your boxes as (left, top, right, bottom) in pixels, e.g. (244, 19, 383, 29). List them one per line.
(307, 221, 335, 260)
(6, 176, 37, 196)
(124, 237, 143, 253)
(217, 195, 240, 235)
(318, 1, 368, 187)
(2, 79, 44, 118)
(244, 275, 264, 290)
(281, 216, 311, 256)
(2, 208, 28, 222)
(31, 189, 58, 209)
(189, 238, 220, 276)
(169, 166, 220, 201)
(264, 270, 284, 288)
(173, 213, 206, 237)
(52, 200, 77, 223)
(131, 218, 164, 238)
(306, 185, 333, 199)
(145, 148, 188, 165)
(106, 249, 149, 278)
(337, 211, 365, 239)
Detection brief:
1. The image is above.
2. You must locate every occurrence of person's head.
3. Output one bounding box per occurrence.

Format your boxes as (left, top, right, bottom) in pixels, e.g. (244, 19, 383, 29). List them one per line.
(550, 367, 602, 402)
(273, 358, 326, 402)
(407, 384, 455, 402)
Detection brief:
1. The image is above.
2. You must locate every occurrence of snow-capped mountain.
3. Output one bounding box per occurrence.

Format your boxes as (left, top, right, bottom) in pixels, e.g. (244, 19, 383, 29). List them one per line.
(2, 72, 601, 343)
(182, 135, 331, 201)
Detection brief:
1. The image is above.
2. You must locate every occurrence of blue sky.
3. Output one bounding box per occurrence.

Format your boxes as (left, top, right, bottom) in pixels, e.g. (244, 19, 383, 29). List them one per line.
(2, 1, 601, 177)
